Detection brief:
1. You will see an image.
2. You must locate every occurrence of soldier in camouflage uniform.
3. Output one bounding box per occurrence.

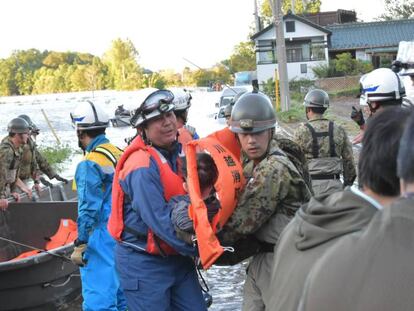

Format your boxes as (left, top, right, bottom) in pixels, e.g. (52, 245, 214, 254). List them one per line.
(17, 115, 67, 189)
(219, 91, 312, 311)
(0, 118, 32, 208)
(293, 89, 356, 196)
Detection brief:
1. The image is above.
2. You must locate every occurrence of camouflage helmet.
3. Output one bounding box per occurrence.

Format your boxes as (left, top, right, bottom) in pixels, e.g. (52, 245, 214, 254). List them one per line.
(303, 89, 329, 108)
(7, 117, 30, 134)
(18, 114, 40, 133)
(229, 91, 276, 133)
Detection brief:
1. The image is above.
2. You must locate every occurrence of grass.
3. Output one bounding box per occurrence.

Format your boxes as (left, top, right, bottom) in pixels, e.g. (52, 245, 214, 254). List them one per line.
(277, 99, 306, 123)
(38, 144, 73, 172)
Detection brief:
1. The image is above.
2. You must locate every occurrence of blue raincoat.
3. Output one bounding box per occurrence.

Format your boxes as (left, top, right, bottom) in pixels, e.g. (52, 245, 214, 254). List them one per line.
(75, 134, 126, 311)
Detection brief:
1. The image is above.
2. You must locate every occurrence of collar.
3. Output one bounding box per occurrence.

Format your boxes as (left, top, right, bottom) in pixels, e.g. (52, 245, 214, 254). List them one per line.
(350, 186, 383, 210)
(309, 115, 328, 122)
(85, 134, 109, 152)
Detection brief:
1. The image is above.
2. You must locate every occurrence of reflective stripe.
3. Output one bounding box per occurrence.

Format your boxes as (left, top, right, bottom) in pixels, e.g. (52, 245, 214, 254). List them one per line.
(94, 146, 118, 167)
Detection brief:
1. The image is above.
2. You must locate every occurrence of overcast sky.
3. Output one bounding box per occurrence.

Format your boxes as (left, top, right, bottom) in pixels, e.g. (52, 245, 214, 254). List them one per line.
(0, 0, 385, 72)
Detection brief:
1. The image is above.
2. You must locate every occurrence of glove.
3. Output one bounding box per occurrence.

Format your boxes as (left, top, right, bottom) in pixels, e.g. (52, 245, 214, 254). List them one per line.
(350, 106, 365, 126)
(54, 175, 69, 184)
(40, 177, 53, 188)
(70, 243, 87, 266)
(175, 226, 195, 245)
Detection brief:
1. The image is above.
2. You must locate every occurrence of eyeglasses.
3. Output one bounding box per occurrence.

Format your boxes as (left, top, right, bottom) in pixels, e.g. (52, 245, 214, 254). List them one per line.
(140, 90, 174, 115)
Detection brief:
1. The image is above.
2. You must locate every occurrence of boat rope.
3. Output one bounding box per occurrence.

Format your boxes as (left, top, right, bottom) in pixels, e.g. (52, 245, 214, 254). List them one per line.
(0, 236, 73, 262)
(43, 273, 80, 288)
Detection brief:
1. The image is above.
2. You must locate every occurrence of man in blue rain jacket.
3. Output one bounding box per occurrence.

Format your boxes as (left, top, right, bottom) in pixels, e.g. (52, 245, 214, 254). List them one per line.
(70, 100, 126, 311)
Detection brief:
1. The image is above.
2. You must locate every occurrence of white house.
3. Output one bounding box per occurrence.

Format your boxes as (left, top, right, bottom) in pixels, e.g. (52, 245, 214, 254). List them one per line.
(251, 12, 331, 83)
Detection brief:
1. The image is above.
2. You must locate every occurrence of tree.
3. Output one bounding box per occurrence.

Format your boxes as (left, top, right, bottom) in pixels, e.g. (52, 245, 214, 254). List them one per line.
(103, 38, 143, 90)
(377, 0, 414, 20)
(223, 41, 256, 74)
(260, 0, 321, 26)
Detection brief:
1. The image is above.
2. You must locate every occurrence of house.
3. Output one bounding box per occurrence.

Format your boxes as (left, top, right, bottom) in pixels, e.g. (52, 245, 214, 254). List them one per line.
(252, 12, 331, 82)
(252, 10, 414, 84)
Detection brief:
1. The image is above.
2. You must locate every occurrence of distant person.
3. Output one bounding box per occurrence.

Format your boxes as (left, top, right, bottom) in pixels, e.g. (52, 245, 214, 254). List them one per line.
(0, 117, 32, 206)
(351, 68, 405, 144)
(267, 106, 410, 311)
(17, 114, 67, 190)
(69, 101, 126, 311)
(171, 152, 220, 239)
(298, 108, 414, 311)
(171, 88, 199, 144)
(293, 89, 356, 196)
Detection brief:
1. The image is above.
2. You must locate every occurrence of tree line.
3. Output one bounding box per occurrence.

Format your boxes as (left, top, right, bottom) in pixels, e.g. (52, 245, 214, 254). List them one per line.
(0, 38, 256, 96)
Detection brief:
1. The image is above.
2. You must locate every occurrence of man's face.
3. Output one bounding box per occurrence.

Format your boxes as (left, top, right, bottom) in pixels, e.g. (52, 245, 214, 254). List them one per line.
(14, 132, 29, 146)
(237, 129, 271, 162)
(144, 112, 177, 149)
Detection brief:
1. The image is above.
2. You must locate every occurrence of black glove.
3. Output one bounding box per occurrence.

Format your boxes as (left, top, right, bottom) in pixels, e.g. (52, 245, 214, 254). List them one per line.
(351, 106, 365, 126)
(39, 176, 53, 188)
(175, 226, 195, 245)
(214, 235, 263, 266)
(54, 175, 69, 184)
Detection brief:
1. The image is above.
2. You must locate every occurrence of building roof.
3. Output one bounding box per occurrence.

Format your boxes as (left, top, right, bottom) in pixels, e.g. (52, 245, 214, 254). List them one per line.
(327, 19, 414, 51)
(300, 9, 356, 26)
(251, 12, 331, 40)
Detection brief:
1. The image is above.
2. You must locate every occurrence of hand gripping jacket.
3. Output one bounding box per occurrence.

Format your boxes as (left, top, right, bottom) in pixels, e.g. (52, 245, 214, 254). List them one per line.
(108, 136, 186, 255)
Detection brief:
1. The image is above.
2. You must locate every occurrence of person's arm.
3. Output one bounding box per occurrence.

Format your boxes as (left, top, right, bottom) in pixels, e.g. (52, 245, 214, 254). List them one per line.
(0, 199, 8, 210)
(75, 160, 104, 243)
(340, 128, 357, 186)
(34, 148, 57, 179)
(14, 178, 32, 199)
(219, 158, 290, 244)
(121, 159, 196, 256)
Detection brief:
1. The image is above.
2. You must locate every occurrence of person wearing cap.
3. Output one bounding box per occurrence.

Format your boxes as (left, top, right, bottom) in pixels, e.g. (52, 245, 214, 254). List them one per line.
(17, 114, 67, 191)
(108, 90, 206, 310)
(293, 89, 356, 197)
(217, 91, 311, 311)
(69, 101, 126, 311)
(351, 67, 405, 144)
(0, 117, 32, 208)
(267, 106, 409, 311)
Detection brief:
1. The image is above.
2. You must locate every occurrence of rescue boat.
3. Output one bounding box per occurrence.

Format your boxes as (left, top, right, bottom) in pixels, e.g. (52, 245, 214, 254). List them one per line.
(0, 181, 80, 311)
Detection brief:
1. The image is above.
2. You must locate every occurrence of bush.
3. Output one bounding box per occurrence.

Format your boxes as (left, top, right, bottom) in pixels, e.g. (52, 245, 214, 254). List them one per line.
(312, 61, 340, 78)
(289, 78, 315, 93)
(312, 53, 373, 78)
(277, 101, 306, 123)
(38, 144, 72, 172)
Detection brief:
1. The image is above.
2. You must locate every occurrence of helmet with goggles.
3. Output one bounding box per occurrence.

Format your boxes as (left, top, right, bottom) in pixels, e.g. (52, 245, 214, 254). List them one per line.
(130, 89, 175, 127)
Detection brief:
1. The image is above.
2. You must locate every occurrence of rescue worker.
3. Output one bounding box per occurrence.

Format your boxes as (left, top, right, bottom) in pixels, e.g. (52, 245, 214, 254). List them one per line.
(108, 89, 206, 310)
(171, 88, 199, 142)
(351, 67, 405, 144)
(293, 89, 356, 196)
(0, 117, 32, 207)
(69, 101, 126, 311)
(268, 106, 410, 311)
(218, 91, 312, 311)
(298, 107, 414, 311)
(17, 114, 68, 189)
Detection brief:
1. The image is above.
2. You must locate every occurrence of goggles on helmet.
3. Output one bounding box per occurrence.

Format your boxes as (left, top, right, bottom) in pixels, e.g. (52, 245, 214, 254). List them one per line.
(131, 90, 175, 126)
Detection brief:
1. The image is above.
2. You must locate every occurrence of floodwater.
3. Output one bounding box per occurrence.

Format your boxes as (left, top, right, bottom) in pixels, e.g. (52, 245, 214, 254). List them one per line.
(0, 89, 246, 310)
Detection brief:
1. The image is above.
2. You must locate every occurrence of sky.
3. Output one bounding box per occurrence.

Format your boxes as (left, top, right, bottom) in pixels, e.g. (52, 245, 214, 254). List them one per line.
(1, 0, 385, 72)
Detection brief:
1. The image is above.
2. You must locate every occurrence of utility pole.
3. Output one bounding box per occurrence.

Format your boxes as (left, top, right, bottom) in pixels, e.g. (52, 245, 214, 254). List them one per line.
(269, 0, 291, 111)
(254, 0, 261, 32)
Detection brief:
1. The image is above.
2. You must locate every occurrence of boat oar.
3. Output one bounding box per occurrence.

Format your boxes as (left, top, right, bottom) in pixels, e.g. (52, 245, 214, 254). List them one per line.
(0, 236, 73, 263)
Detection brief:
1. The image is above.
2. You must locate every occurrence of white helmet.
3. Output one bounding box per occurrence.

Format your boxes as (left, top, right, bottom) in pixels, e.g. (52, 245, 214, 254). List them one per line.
(70, 101, 110, 130)
(170, 88, 191, 111)
(359, 68, 405, 106)
(130, 89, 175, 127)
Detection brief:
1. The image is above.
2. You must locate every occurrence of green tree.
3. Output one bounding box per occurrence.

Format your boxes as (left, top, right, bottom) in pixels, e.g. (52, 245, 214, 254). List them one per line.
(103, 38, 143, 90)
(377, 0, 414, 20)
(260, 0, 321, 26)
(223, 41, 256, 74)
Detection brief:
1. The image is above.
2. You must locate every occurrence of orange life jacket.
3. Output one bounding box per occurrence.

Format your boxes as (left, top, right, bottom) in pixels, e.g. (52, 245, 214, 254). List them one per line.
(185, 136, 245, 269)
(207, 127, 241, 160)
(108, 136, 186, 256)
(11, 218, 77, 261)
(177, 127, 194, 146)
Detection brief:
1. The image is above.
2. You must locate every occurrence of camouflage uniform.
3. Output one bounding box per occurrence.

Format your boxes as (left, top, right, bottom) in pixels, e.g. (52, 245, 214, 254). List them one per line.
(293, 116, 356, 196)
(0, 137, 21, 199)
(220, 138, 312, 311)
(18, 137, 56, 181)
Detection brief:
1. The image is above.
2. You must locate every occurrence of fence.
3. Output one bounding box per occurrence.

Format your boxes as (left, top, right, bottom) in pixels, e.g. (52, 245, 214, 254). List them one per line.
(315, 75, 361, 92)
